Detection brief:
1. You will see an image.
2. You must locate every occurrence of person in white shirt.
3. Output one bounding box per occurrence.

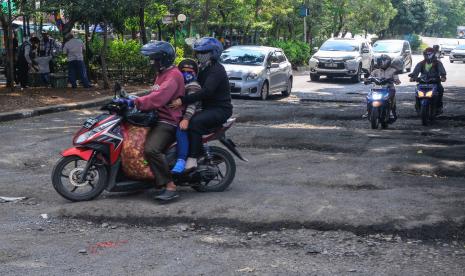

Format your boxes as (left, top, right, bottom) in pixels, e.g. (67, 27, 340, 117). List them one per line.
(63, 33, 92, 88)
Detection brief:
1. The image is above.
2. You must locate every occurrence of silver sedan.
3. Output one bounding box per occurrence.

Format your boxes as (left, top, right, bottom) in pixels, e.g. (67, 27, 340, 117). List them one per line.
(220, 46, 293, 100)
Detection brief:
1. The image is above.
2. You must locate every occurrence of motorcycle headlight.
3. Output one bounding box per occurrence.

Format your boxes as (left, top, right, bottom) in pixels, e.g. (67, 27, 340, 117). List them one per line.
(372, 93, 383, 100)
(417, 91, 425, 97)
(75, 130, 95, 144)
(426, 91, 433, 97)
(246, 73, 259, 81)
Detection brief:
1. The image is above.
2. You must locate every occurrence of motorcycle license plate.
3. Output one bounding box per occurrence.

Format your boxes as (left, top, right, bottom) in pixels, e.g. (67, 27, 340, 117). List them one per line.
(83, 118, 98, 129)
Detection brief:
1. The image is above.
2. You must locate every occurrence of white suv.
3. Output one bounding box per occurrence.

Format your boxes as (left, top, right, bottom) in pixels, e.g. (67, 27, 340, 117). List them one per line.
(309, 38, 374, 83)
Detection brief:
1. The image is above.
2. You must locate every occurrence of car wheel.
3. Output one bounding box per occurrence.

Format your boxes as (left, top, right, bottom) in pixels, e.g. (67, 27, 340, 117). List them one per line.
(260, 81, 269, 100)
(310, 74, 320, 81)
(281, 77, 292, 97)
(351, 64, 362, 83)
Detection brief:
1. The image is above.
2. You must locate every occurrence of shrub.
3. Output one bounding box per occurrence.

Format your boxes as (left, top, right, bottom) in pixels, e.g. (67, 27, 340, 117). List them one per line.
(268, 40, 311, 67)
(109, 39, 147, 69)
(408, 34, 422, 51)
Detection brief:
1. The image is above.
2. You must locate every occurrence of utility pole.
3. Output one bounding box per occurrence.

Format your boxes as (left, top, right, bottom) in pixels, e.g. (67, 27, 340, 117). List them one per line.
(304, 16, 307, 43)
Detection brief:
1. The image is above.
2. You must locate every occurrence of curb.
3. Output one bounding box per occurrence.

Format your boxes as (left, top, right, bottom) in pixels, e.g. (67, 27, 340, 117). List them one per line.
(0, 90, 149, 123)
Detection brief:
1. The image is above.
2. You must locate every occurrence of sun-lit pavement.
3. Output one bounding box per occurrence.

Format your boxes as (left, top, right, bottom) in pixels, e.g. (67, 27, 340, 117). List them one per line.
(1, 55, 465, 274)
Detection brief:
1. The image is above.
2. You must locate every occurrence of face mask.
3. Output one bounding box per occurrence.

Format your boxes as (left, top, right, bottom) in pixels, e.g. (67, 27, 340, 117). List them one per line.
(182, 72, 196, 84)
(151, 59, 163, 72)
(196, 52, 212, 67)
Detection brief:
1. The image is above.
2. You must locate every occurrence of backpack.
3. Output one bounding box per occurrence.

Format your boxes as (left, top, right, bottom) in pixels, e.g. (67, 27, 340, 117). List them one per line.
(17, 42, 34, 62)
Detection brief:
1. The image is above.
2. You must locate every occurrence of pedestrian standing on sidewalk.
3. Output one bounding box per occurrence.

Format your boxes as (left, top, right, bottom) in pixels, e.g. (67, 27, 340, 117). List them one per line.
(63, 33, 92, 88)
(16, 37, 40, 90)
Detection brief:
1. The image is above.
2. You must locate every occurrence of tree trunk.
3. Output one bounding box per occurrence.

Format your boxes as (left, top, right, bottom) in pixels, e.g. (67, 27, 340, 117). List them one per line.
(139, 2, 147, 44)
(253, 0, 262, 44)
(2, 5, 15, 90)
(203, 0, 211, 35)
(157, 22, 162, 41)
(100, 22, 110, 89)
(131, 28, 137, 40)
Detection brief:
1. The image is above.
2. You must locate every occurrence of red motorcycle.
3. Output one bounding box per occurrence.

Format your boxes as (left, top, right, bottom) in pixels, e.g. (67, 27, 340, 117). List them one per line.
(52, 84, 246, 202)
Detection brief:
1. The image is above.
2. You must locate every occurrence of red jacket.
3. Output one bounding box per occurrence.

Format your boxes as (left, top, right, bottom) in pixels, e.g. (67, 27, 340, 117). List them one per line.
(134, 66, 185, 126)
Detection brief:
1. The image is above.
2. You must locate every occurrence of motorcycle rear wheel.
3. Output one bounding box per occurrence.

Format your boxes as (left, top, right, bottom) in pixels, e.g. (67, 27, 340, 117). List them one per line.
(52, 155, 108, 202)
(192, 146, 236, 192)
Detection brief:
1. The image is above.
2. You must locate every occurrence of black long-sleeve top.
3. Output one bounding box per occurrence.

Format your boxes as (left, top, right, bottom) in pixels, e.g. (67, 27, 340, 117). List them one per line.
(181, 61, 233, 111)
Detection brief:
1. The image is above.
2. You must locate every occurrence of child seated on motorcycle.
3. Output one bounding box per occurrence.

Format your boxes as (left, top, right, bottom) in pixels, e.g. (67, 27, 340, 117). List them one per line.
(171, 59, 202, 173)
(364, 54, 401, 122)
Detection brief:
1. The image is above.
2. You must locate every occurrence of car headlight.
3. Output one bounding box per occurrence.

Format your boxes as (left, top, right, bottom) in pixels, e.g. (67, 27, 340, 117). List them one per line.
(246, 73, 259, 81)
(310, 57, 319, 63)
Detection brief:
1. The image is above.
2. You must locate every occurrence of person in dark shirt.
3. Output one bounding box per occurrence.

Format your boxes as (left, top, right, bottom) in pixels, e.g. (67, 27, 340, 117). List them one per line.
(409, 47, 447, 113)
(170, 37, 233, 170)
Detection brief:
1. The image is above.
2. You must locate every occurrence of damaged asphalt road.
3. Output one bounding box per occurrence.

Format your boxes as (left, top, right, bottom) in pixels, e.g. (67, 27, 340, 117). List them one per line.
(1, 56, 465, 274)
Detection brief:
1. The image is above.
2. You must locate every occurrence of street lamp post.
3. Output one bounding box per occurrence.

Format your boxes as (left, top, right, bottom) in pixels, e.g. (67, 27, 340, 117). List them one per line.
(174, 14, 187, 52)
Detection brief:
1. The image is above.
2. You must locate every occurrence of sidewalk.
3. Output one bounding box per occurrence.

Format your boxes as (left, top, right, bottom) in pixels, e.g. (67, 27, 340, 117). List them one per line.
(0, 85, 149, 122)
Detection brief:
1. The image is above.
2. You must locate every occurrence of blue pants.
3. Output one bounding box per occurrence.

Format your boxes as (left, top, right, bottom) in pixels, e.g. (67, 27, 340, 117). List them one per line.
(176, 128, 189, 161)
(68, 60, 91, 88)
(41, 73, 50, 86)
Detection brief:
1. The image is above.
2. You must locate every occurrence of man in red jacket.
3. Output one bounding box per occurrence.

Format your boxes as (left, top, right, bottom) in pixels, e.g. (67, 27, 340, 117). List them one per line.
(124, 41, 185, 201)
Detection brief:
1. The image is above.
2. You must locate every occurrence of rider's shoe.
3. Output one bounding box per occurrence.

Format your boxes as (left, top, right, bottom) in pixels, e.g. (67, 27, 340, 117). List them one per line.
(155, 189, 179, 202)
(171, 159, 186, 174)
(185, 157, 198, 171)
(362, 112, 369, 119)
(388, 112, 398, 124)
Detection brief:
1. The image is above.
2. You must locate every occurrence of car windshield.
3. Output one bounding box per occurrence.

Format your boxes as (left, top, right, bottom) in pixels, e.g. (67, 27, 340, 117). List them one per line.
(319, 40, 359, 52)
(456, 45, 465, 50)
(373, 42, 402, 53)
(220, 48, 266, 66)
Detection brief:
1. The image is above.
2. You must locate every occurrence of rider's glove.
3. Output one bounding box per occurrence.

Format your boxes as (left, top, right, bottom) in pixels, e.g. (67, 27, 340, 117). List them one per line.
(113, 98, 135, 109)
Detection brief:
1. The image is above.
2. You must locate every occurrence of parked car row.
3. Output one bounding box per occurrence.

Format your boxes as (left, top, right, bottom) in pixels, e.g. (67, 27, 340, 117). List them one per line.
(220, 38, 462, 101)
(308, 38, 413, 83)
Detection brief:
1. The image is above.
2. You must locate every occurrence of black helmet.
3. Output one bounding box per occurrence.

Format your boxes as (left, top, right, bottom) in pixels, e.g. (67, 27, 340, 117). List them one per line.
(140, 41, 175, 69)
(178, 58, 199, 75)
(374, 54, 392, 70)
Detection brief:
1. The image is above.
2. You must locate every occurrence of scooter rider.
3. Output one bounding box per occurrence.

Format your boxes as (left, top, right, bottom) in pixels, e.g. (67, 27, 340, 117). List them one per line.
(409, 47, 447, 113)
(170, 37, 233, 171)
(117, 41, 185, 202)
(369, 54, 401, 122)
(363, 54, 401, 121)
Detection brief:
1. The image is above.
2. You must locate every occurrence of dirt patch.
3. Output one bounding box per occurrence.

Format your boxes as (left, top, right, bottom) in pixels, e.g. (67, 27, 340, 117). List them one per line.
(0, 85, 147, 113)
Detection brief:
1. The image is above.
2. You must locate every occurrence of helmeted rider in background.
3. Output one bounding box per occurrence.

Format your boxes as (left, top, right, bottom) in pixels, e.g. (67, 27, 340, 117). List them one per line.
(409, 47, 447, 114)
(363, 54, 401, 122)
(170, 37, 233, 171)
(117, 41, 185, 202)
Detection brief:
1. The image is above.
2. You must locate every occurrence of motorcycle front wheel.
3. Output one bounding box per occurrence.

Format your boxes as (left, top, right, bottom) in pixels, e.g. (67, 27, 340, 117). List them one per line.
(421, 104, 430, 126)
(192, 146, 236, 192)
(370, 107, 380, 129)
(52, 155, 108, 202)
